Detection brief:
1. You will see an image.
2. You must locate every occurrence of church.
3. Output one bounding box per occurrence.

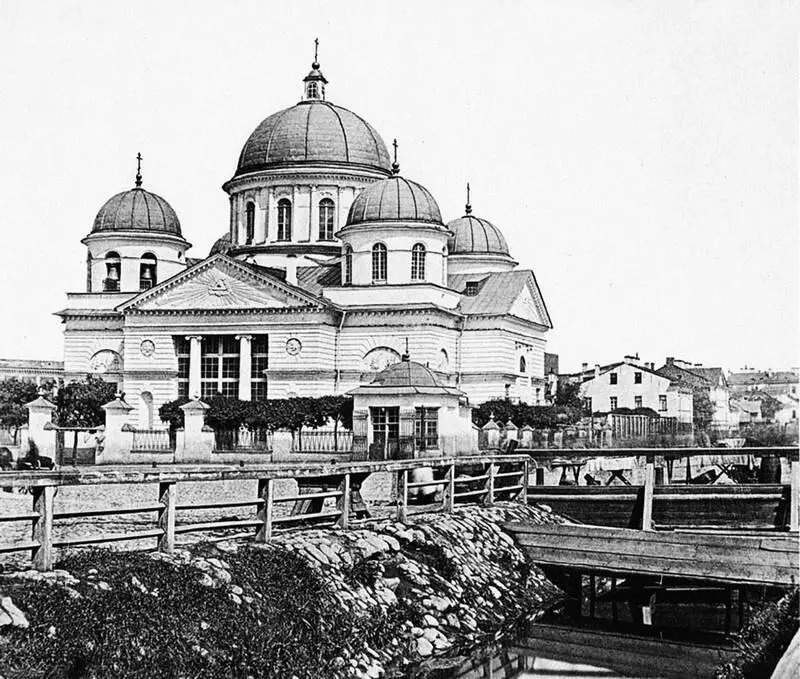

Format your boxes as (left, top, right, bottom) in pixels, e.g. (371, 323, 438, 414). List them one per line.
(57, 52, 553, 429)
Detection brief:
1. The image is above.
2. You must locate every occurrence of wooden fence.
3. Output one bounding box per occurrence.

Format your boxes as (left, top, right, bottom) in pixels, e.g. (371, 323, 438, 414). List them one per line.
(0, 454, 530, 571)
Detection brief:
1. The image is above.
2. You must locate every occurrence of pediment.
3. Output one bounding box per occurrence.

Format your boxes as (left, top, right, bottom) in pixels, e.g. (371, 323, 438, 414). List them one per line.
(119, 255, 325, 312)
(509, 279, 550, 327)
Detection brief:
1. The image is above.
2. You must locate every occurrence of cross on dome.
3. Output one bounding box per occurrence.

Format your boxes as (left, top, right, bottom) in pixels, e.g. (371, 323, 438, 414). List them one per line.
(465, 182, 472, 215)
(135, 152, 143, 188)
(391, 139, 400, 175)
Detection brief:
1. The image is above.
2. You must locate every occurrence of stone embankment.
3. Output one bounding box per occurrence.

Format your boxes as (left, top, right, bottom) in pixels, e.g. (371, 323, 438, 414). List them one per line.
(0, 502, 566, 678)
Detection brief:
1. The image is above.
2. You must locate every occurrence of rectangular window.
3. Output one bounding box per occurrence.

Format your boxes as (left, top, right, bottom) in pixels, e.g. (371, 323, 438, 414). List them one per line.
(371, 406, 400, 457)
(414, 407, 439, 451)
(465, 282, 479, 296)
(200, 335, 239, 398)
(659, 395, 667, 411)
(610, 396, 618, 410)
(175, 337, 190, 399)
(583, 397, 592, 413)
(635, 396, 643, 408)
(251, 335, 269, 400)
(634, 372, 642, 384)
(610, 373, 618, 385)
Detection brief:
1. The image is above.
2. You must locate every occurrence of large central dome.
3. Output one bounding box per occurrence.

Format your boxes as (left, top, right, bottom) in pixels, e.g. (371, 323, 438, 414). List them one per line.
(235, 101, 392, 177)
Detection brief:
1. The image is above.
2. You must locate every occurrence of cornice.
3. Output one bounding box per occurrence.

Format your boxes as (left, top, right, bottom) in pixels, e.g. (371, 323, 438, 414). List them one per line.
(223, 165, 389, 194)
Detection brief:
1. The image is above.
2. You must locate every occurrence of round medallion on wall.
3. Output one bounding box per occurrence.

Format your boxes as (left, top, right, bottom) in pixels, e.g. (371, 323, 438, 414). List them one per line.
(285, 338, 302, 356)
(140, 339, 156, 357)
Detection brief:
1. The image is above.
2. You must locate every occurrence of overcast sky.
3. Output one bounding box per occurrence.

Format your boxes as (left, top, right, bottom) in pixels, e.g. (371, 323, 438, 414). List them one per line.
(0, 0, 796, 373)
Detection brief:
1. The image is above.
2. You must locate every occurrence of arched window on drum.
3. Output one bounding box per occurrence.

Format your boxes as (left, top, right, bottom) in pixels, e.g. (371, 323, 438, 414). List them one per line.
(411, 243, 426, 281)
(343, 245, 353, 285)
(319, 198, 335, 241)
(245, 201, 255, 244)
(139, 253, 157, 291)
(372, 243, 387, 282)
(277, 199, 292, 241)
(104, 251, 121, 291)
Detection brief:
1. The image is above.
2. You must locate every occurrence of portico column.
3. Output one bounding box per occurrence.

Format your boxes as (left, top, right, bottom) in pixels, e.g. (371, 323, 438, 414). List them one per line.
(237, 335, 253, 401)
(186, 335, 203, 398)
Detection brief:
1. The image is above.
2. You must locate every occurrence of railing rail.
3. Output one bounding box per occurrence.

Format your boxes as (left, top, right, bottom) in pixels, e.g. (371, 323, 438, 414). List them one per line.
(0, 453, 531, 571)
(130, 428, 174, 453)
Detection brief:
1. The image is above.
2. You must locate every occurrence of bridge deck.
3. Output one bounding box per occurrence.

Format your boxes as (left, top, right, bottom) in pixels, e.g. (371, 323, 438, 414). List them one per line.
(505, 522, 799, 587)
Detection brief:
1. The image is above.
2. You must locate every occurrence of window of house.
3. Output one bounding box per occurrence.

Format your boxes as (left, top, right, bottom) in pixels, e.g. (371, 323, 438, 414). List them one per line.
(634, 372, 642, 384)
(343, 245, 353, 285)
(245, 201, 255, 243)
(251, 335, 269, 401)
(465, 282, 479, 296)
(104, 252, 121, 291)
(372, 243, 387, 282)
(200, 335, 240, 398)
(610, 396, 618, 410)
(277, 199, 292, 241)
(371, 406, 399, 456)
(411, 243, 426, 280)
(659, 395, 667, 411)
(519, 356, 526, 373)
(635, 396, 643, 408)
(139, 253, 157, 291)
(610, 373, 618, 385)
(318, 198, 335, 240)
(583, 397, 592, 413)
(414, 407, 439, 451)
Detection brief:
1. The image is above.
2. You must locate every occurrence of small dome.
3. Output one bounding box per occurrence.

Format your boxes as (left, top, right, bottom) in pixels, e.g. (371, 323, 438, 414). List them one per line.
(92, 187, 182, 236)
(236, 101, 391, 176)
(346, 176, 443, 227)
(209, 233, 232, 256)
(371, 360, 444, 388)
(447, 215, 510, 256)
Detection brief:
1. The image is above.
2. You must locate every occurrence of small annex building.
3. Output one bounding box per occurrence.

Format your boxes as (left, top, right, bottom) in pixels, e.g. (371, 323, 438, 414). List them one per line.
(348, 357, 475, 459)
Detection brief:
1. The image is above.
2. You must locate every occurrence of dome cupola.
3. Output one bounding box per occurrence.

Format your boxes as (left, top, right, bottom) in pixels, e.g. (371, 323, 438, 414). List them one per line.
(446, 184, 517, 275)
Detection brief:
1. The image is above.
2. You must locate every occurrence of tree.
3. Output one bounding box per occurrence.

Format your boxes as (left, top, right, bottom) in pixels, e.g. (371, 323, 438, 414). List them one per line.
(692, 387, 715, 431)
(0, 378, 54, 443)
(554, 381, 583, 409)
(55, 376, 117, 428)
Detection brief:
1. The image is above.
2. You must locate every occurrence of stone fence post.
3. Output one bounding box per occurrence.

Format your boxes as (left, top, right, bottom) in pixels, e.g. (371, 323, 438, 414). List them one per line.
(100, 395, 134, 464)
(519, 424, 534, 448)
(24, 396, 57, 459)
(504, 420, 518, 442)
(176, 398, 214, 463)
(482, 415, 501, 450)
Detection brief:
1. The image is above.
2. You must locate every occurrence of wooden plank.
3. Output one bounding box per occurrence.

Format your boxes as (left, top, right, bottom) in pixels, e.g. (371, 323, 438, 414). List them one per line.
(175, 499, 263, 511)
(255, 478, 273, 543)
(337, 473, 350, 529)
(0, 541, 38, 554)
(158, 481, 176, 553)
(174, 520, 260, 534)
(272, 510, 341, 524)
(272, 490, 341, 504)
(54, 529, 164, 547)
(445, 463, 455, 513)
(642, 456, 655, 531)
(0, 513, 39, 522)
(55, 504, 163, 519)
(31, 486, 54, 571)
(397, 470, 408, 522)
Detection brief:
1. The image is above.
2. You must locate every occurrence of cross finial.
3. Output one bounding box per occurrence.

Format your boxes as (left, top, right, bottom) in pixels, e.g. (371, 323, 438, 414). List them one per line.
(465, 182, 472, 215)
(313, 38, 319, 68)
(391, 138, 400, 175)
(135, 152, 143, 188)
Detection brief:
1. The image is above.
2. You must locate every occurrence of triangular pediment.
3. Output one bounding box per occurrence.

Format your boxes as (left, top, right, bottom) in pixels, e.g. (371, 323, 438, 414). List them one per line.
(509, 276, 552, 327)
(118, 254, 327, 312)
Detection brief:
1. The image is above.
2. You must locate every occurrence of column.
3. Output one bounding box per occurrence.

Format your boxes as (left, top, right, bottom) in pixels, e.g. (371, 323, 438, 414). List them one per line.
(292, 185, 299, 242)
(267, 187, 274, 241)
(256, 190, 268, 243)
(186, 335, 203, 398)
(237, 335, 253, 401)
(309, 185, 317, 241)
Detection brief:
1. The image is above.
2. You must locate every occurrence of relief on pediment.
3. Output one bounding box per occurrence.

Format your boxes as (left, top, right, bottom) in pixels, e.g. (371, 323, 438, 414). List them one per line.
(137, 268, 292, 311)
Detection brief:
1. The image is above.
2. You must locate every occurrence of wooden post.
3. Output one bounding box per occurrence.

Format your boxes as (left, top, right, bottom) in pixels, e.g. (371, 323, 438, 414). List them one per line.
(397, 470, 408, 522)
(520, 458, 529, 504)
(487, 462, 496, 506)
(445, 463, 455, 513)
(338, 473, 351, 529)
(789, 454, 799, 532)
(157, 481, 176, 553)
(256, 478, 274, 542)
(641, 455, 655, 531)
(535, 468, 545, 486)
(31, 485, 55, 571)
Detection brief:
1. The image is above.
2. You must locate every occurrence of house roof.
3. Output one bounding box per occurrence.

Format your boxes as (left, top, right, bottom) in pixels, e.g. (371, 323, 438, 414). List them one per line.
(656, 362, 720, 389)
(296, 263, 341, 296)
(728, 370, 799, 386)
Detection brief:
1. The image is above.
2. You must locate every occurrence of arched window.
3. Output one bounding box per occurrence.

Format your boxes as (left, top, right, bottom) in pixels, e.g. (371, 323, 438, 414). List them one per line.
(344, 245, 353, 285)
(318, 198, 335, 240)
(245, 201, 255, 243)
(139, 252, 157, 291)
(372, 243, 387, 282)
(411, 243, 426, 280)
(519, 356, 527, 373)
(307, 81, 318, 99)
(104, 252, 121, 291)
(277, 199, 292, 241)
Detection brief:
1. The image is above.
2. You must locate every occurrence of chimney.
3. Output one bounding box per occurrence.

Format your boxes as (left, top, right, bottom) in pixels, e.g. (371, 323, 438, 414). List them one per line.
(666, 357, 675, 367)
(285, 255, 298, 286)
(581, 362, 588, 374)
(594, 364, 600, 379)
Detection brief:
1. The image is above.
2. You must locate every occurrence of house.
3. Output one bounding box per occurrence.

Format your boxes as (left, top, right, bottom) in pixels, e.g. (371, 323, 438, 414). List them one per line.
(728, 369, 799, 398)
(656, 357, 737, 429)
(563, 357, 693, 424)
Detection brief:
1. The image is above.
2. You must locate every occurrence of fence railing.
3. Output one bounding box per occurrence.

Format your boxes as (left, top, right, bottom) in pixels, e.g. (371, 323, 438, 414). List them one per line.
(213, 428, 273, 453)
(0, 426, 21, 446)
(130, 428, 174, 453)
(0, 454, 530, 571)
(293, 428, 353, 454)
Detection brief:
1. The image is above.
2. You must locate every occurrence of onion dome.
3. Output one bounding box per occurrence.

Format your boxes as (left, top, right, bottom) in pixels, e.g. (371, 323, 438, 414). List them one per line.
(91, 154, 182, 236)
(447, 215, 510, 255)
(346, 176, 444, 227)
(209, 233, 232, 256)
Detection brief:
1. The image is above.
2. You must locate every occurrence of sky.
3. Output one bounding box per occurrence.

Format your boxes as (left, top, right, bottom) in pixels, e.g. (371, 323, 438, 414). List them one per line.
(0, 0, 796, 374)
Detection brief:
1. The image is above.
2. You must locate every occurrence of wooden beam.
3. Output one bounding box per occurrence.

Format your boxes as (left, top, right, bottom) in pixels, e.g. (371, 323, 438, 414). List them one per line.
(31, 486, 54, 571)
(157, 481, 176, 554)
